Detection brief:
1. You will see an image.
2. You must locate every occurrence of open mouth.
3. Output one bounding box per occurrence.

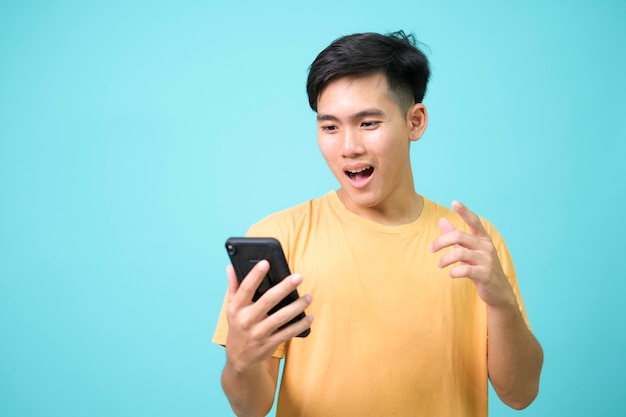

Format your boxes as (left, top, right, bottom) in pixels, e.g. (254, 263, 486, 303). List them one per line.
(345, 166, 374, 181)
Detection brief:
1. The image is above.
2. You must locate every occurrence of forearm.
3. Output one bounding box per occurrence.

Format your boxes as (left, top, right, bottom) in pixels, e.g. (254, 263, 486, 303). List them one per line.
(221, 358, 278, 417)
(487, 302, 544, 409)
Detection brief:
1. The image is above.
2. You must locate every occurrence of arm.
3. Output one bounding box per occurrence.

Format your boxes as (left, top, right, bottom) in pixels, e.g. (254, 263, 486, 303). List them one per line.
(221, 261, 313, 416)
(486, 296, 543, 409)
(430, 201, 543, 409)
(221, 356, 280, 417)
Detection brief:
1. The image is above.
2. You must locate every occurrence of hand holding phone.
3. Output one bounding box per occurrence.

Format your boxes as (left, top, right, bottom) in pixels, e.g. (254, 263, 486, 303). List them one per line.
(225, 237, 311, 337)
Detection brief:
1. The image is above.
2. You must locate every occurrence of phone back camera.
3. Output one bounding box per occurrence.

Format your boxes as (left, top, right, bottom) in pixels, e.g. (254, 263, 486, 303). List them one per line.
(227, 244, 237, 256)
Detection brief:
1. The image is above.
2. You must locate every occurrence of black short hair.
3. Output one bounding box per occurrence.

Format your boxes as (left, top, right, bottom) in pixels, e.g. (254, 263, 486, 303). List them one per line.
(306, 31, 431, 112)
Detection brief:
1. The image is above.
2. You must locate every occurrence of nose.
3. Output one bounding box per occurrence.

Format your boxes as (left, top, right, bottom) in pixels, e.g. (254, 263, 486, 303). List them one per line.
(341, 128, 365, 158)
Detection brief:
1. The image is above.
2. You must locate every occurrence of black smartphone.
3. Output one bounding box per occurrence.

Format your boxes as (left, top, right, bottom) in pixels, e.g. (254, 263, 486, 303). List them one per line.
(225, 237, 310, 338)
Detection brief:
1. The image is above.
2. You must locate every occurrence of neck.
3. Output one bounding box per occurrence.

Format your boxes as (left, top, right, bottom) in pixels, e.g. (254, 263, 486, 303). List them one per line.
(336, 189, 424, 226)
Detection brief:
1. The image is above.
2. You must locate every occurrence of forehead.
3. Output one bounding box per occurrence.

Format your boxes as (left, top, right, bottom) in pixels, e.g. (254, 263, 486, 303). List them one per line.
(317, 73, 398, 114)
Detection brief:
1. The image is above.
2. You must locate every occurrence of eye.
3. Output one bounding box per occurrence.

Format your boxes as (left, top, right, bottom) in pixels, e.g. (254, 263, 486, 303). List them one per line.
(361, 121, 380, 129)
(320, 124, 338, 132)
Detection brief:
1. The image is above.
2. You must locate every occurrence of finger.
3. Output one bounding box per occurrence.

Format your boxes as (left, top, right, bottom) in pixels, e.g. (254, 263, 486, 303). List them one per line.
(437, 246, 483, 269)
(448, 263, 475, 279)
(438, 217, 456, 234)
(429, 217, 456, 252)
(271, 314, 314, 343)
(251, 280, 313, 342)
(431, 229, 481, 252)
(255, 272, 305, 316)
(448, 263, 493, 281)
(452, 200, 488, 237)
(226, 264, 240, 302)
(232, 259, 270, 306)
(264, 293, 313, 333)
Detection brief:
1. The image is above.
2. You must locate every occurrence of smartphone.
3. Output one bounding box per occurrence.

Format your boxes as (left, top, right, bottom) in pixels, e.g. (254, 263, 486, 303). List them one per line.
(225, 237, 310, 337)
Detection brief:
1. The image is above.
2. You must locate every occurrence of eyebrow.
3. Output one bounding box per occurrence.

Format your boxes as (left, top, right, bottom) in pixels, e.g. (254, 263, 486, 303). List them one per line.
(316, 108, 386, 123)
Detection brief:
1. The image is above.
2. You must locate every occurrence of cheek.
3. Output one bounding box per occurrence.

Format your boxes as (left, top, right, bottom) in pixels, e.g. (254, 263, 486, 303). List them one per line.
(317, 138, 340, 170)
(364, 133, 398, 158)
(317, 137, 330, 160)
(366, 135, 409, 169)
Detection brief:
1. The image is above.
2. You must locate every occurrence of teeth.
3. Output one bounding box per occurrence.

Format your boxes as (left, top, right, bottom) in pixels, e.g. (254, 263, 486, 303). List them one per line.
(347, 166, 371, 174)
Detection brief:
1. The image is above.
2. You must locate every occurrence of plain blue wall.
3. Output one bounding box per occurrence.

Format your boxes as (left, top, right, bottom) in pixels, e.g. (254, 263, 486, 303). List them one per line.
(1, 0, 625, 415)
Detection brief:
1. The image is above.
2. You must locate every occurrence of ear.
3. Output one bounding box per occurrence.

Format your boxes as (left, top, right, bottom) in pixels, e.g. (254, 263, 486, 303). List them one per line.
(407, 103, 428, 142)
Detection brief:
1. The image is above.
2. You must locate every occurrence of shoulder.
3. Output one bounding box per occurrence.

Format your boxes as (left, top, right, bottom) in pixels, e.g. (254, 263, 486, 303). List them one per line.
(246, 193, 333, 239)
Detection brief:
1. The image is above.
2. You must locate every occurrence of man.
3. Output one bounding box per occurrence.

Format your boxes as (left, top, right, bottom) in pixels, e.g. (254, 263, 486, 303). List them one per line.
(213, 31, 543, 417)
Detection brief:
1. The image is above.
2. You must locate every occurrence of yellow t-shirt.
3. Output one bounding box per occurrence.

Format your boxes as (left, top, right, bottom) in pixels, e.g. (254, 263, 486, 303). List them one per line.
(213, 192, 529, 417)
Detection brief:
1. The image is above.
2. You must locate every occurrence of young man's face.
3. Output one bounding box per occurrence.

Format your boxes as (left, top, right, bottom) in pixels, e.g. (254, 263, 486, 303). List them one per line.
(316, 73, 427, 219)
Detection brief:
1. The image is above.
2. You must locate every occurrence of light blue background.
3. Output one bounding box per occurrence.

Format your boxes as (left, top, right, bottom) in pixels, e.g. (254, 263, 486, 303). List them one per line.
(1, 0, 625, 415)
